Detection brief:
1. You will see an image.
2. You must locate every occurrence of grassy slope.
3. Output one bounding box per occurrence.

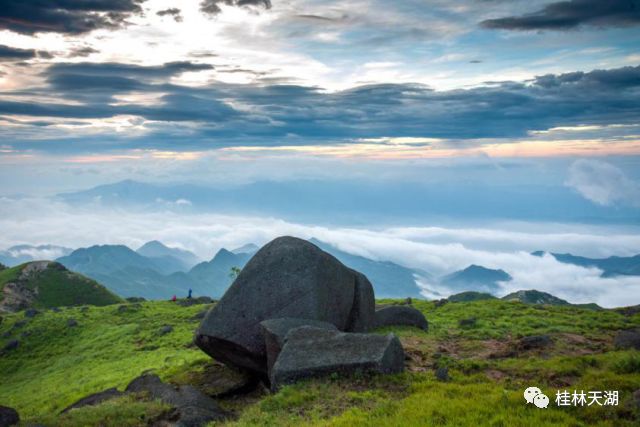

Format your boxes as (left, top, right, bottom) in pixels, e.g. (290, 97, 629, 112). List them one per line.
(0, 262, 123, 308)
(0, 299, 639, 426)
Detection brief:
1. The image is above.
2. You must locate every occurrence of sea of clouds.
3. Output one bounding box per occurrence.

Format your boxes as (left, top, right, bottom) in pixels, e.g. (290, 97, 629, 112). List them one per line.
(1, 196, 639, 308)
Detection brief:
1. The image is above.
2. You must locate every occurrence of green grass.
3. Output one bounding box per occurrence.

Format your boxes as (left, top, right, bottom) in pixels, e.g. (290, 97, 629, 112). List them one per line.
(0, 262, 122, 308)
(1, 299, 639, 426)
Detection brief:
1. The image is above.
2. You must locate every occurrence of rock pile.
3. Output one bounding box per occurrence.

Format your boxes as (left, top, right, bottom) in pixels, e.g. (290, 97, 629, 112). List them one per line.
(195, 236, 428, 388)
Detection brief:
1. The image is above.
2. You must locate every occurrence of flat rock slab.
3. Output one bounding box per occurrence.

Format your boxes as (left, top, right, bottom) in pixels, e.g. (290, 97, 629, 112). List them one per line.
(61, 388, 123, 414)
(126, 374, 229, 426)
(270, 326, 404, 390)
(373, 306, 428, 331)
(195, 236, 375, 375)
(261, 318, 338, 373)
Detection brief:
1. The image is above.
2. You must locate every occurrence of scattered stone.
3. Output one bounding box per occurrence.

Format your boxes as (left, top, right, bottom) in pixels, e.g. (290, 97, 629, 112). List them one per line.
(117, 303, 141, 314)
(187, 363, 258, 398)
(60, 388, 123, 413)
(195, 296, 213, 304)
(517, 335, 552, 351)
(435, 367, 450, 382)
(12, 320, 26, 329)
(24, 308, 39, 318)
(434, 299, 448, 308)
(615, 305, 640, 317)
(126, 374, 229, 425)
(159, 325, 173, 335)
(51, 307, 61, 312)
(195, 236, 375, 375)
(458, 317, 477, 328)
(614, 328, 640, 350)
(373, 306, 428, 331)
(126, 297, 146, 303)
(3, 339, 19, 352)
(260, 318, 338, 373)
(631, 388, 640, 409)
(0, 405, 19, 426)
(67, 318, 78, 328)
(270, 326, 404, 390)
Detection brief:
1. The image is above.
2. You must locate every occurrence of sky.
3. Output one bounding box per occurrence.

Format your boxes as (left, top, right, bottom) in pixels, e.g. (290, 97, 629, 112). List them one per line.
(1, 0, 640, 305)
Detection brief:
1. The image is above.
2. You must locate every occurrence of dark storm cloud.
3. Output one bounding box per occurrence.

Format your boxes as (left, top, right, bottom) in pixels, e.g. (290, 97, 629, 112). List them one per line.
(0, 45, 37, 61)
(157, 8, 183, 22)
(2, 63, 640, 150)
(47, 61, 214, 80)
(200, 0, 272, 15)
(481, 0, 640, 31)
(0, 0, 146, 35)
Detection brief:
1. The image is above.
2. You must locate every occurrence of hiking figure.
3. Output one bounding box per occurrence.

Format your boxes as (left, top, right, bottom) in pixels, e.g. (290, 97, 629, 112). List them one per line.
(171, 295, 177, 302)
(188, 288, 192, 299)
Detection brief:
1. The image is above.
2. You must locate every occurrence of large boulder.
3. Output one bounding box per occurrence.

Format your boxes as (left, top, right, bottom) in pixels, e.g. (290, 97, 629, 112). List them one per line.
(270, 326, 404, 390)
(126, 374, 229, 426)
(0, 405, 19, 426)
(373, 306, 428, 331)
(195, 237, 375, 375)
(261, 318, 338, 372)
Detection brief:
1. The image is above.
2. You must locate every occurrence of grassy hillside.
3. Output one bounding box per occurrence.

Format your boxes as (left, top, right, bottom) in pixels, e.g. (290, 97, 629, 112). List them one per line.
(0, 261, 122, 310)
(0, 299, 639, 426)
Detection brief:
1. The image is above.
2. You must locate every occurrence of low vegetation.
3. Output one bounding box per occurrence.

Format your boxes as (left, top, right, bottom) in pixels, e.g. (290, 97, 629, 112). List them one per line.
(1, 299, 639, 426)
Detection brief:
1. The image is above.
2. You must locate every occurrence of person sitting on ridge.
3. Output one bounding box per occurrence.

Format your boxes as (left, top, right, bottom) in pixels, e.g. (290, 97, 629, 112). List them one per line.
(188, 288, 192, 299)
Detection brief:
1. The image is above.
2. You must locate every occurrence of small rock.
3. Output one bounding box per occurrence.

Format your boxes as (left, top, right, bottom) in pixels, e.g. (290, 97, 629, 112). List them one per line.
(434, 299, 448, 308)
(126, 374, 229, 425)
(61, 388, 123, 413)
(518, 335, 552, 350)
(631, 388, 640, 409)
(3, 339, 19, 352)
(614, 328, 640, 350)
(24, 308, 39, 318)
(195, 296, 213, 304)
(270, 326, 404, 390)
(435, 367, 450, 382)
(51, 307, 61, 312)
(159, 325, 173, 335)
(373, 306, 428, 331)
(12, 320, 27, 329)
(458, 317, 477, 328)
(67, 318, 78, 328)
(126, 297, 146, 303)
(0, 405, 20, 426)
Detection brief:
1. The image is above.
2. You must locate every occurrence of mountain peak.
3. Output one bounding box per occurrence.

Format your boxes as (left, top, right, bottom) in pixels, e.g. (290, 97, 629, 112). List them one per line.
(231, 243, 259, 255)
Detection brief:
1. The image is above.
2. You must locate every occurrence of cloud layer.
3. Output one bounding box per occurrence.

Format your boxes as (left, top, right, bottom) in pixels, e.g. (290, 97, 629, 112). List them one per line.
(0, 196, 639, 307)
(482, 0, 640, 31)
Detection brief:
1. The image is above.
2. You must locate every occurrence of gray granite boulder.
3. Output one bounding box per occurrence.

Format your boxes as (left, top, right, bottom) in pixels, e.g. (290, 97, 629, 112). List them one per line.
(373, 306, 428, 330)
(0, 405, 19, 426)
(270, 326, 404, 390)
(126, 374, 229, 426)
(261, 318, 338, 373)
(195, 236, 375, 375)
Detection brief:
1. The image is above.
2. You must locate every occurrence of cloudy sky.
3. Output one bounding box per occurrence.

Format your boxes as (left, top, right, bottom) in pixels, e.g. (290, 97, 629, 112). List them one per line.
(1, 0, 640, 305)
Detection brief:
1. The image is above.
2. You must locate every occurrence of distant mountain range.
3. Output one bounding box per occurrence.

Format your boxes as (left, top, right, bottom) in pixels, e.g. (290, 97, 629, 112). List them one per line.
(56, 179, 640, 224)
(440, 265, 512, 293)
(447, 289, 601, 309)
(532, 251, 640, 277)
(54, 239, 427, 299)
